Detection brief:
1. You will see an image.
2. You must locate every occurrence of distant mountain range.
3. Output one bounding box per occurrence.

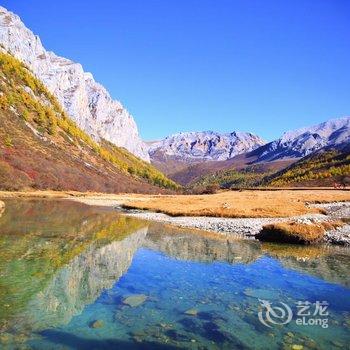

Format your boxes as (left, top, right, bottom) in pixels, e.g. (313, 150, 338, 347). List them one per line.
(149, 117, 350, 186)
(251, 117, 350, 162)
(149, 131, 265, 161)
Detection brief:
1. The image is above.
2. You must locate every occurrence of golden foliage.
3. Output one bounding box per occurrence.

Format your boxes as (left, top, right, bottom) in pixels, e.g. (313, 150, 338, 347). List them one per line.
(268, 151, 350, 186)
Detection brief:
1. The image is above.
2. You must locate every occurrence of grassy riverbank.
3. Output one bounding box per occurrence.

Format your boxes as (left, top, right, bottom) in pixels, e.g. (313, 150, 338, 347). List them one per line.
(1, 189, 349, 245)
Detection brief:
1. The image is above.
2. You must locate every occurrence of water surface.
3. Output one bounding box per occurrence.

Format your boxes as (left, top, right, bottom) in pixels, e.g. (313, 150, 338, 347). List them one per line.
(0, 199, 349, 349)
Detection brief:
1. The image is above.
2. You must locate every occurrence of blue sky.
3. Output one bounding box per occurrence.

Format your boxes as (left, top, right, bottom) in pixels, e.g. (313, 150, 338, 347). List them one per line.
(3, 0, 349, 141)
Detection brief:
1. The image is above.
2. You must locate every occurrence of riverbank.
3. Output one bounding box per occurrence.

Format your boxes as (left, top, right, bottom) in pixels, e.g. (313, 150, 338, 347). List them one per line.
(1, 190, 349, 245)
(123, 202, 350, 246)
(121, 190, 350, 218)
(68, 193, 350, 246)
(1, 189, 350, 218)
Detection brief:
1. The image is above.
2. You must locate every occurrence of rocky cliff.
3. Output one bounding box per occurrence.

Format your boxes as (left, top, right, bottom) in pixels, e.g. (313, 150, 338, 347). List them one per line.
(0, 51, 177, 191)
(0, 6, 149, 161)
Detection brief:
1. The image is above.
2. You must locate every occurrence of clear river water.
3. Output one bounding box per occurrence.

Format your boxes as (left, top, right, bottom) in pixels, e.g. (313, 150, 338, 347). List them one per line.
(0, 199, 349, 349)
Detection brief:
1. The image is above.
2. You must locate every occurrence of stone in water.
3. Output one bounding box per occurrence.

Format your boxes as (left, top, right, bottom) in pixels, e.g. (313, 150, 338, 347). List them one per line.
(122, 294, 148, 307)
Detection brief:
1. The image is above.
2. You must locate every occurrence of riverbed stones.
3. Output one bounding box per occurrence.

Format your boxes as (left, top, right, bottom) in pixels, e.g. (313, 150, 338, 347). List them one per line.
(122, 294, 148, 307)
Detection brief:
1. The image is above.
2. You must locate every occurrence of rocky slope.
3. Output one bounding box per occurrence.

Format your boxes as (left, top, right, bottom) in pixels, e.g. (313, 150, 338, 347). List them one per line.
(0, 6, 149, 161)
(0, 51, 177, 192)
(149, 131, 265, 162)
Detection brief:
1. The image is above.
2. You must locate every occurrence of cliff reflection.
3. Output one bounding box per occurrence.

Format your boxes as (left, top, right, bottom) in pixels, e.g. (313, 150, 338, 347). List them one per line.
(0, 199, 148, 333)
(0, 199, 349, 338)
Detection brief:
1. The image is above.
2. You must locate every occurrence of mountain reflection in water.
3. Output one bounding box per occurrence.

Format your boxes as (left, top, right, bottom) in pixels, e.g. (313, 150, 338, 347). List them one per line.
(0, 199, 349, 349)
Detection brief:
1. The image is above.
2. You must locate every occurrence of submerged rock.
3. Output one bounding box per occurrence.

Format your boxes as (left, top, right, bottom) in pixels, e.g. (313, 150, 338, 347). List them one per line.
(331, 340, 344, 348)
(304, 340, 317, 349)
(243, 288, 279, 300)
(90, 320, 104, 329)
(184, 308, 198, 316)
(122, 294, 148, 307)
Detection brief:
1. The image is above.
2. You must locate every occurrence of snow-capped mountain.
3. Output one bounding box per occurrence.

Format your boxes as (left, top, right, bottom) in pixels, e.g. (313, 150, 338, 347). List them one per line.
(253, 117, 350, 162)
(149, 131, 266, 162)
(0, 6, 149, 161)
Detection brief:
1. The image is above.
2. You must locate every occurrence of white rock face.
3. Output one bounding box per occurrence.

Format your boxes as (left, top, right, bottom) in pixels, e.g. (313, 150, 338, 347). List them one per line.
(149, 131, 265, 161)
(256, 117, 350, 161)
(0, 6, 150, 161)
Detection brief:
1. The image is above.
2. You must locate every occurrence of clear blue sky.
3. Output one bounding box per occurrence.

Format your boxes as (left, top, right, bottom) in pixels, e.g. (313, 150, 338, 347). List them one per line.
(3, 0, 349, 141)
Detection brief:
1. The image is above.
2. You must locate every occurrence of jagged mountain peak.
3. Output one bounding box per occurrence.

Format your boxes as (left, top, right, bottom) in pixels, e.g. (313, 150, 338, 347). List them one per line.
(256, 116, 350, 162)
(0, 6, 149, 161)
(149, 130, 266, 161)
(280, 117, 350, 142)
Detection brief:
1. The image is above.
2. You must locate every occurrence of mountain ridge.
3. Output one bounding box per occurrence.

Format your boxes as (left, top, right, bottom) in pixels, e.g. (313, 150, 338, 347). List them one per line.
(0, 6, 150, 161)
(252, 116, 350, 162)
(150, 117, 350, 186)
(149, 130, 265, 162)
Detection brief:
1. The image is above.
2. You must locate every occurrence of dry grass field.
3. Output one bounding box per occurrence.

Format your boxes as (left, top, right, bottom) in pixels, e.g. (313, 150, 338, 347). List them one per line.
(122, 190, 350, 218)
(1, 189, 349, 219)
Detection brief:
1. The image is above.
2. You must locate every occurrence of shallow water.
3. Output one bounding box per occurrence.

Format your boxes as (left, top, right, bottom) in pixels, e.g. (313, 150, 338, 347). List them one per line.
(0, 199, 349, 349)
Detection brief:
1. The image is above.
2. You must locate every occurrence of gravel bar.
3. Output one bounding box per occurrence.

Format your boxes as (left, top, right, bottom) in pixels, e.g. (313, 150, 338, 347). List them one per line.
(123, 202, 350, 246)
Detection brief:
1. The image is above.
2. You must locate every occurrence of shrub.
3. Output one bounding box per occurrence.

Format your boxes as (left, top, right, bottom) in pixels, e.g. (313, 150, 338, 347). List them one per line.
(190, 183, 220, 195)
(256, 221, 343, 245)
